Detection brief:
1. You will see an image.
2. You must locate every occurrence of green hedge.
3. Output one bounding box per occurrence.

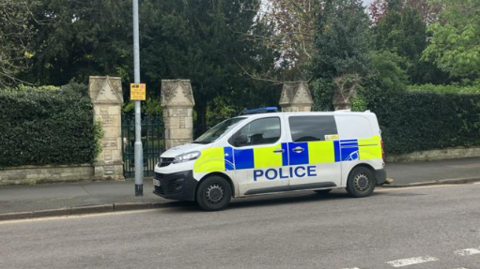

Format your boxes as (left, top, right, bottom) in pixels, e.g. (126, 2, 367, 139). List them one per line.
(0, 83, 102, 167)
(362, 90, 480, 154)
(407, 84, 480, 94)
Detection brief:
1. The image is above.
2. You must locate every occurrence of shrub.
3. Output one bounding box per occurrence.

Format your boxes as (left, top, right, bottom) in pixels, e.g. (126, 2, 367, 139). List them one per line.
(370, 50, 409, 93)
(0, 83, 101, 167)
(407, 84, 480, 94)
(363, 89, 480, 154)
(310, 78, 336, 111)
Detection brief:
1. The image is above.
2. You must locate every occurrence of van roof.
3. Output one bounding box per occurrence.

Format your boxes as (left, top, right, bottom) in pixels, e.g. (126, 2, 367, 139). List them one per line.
(238, 110, 374, 118)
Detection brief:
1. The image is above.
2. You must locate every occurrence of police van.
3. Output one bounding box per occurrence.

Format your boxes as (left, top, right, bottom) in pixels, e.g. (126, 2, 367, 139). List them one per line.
(153, 107, 386, 211)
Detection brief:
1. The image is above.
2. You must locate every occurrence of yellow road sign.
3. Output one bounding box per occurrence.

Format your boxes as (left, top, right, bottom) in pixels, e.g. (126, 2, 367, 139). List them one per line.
(130, 83, 146, 101)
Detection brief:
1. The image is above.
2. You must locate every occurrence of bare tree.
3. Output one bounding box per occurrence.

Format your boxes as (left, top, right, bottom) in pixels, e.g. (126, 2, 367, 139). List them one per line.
(257, 0, 319, 80)
(369, 0, 441, 24)
(0, 0, 37, 87)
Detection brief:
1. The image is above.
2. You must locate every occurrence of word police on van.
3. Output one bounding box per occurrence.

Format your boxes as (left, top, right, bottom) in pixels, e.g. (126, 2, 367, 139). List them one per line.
(153, 107, 387, 211)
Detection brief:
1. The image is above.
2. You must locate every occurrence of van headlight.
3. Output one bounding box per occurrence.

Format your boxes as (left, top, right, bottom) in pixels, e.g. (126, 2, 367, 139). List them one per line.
(173, 151, 201, 164)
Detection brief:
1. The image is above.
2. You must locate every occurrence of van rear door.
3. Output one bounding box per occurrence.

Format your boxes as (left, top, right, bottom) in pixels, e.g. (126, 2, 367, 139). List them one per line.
(335, 114, 383, 186)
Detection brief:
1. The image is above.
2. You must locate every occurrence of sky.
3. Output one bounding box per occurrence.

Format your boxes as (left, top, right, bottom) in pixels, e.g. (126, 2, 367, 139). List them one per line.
(362, 0, 375, 7)
(261, 0, 376, 10)
(259, 0, 375, 17)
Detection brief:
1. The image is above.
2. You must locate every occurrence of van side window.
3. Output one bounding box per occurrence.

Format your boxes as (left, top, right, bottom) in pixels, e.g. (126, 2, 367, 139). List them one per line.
(289, 116, 338, 142)
(229, 117, 281, 147)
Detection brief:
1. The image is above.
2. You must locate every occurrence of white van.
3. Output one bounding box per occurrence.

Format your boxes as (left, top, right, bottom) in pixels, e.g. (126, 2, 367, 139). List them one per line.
(153, 108, 386, 211)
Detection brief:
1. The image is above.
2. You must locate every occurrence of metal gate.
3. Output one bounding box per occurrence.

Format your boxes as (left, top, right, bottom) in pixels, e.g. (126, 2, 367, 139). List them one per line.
(121, 114, 165, 178)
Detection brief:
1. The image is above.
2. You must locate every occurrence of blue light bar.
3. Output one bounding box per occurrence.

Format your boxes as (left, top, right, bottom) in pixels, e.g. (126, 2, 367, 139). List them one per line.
(243, 107, 278, 115)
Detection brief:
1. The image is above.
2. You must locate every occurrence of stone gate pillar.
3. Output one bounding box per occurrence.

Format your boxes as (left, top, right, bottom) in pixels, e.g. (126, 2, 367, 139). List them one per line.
(89, 76, 124, 180)
(161, 79, 195, 150)
(279, 81, 313, 112)
(332, 75, 360, 111)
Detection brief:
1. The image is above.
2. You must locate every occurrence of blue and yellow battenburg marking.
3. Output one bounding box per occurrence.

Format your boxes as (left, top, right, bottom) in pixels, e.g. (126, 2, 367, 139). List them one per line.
(193, 136, 382, 173)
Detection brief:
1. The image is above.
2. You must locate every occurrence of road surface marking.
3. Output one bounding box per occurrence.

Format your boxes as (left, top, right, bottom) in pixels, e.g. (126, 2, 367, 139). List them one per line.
(0, 209, 158, 225)
(453, 247, 480, 256)
(341, 268, 361, 269)
(452, 268, 468, 269)
(386, 256, 439, 267)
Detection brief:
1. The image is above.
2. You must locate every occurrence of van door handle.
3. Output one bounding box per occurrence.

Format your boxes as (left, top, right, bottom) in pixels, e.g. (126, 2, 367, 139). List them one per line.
(293, 147, 304, 153)
(273, 149, 284, 154)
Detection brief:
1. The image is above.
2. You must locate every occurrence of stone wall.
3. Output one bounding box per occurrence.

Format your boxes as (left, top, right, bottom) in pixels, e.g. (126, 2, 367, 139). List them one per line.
(0, 165, 93, 186)
(387, 146, 480, 163)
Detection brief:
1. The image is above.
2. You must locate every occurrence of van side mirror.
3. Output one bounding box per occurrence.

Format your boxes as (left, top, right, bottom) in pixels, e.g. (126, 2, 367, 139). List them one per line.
(233, 134, 249, 147)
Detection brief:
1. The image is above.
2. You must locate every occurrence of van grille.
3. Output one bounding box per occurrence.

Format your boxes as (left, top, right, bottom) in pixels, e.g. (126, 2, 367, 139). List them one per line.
(154, 173, 179, 195)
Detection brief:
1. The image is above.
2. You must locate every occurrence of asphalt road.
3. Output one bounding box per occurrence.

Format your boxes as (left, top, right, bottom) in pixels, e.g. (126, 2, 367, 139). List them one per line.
(1, 184, 480, 269)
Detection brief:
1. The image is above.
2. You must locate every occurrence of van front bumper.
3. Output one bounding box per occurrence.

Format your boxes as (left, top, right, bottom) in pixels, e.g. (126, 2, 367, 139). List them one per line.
(153, 170, 198, 201)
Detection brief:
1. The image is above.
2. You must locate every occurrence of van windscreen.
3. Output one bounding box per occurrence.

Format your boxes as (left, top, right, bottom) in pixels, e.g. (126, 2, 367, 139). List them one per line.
(194, 117, 246, 144)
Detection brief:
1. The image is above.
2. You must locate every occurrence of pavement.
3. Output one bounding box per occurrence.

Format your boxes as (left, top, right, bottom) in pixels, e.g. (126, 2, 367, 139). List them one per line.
(0, 180, 168, 218)
(1, 183, 480, 269)
(0, 157, 479, 220)
(386, 157, 480, 186)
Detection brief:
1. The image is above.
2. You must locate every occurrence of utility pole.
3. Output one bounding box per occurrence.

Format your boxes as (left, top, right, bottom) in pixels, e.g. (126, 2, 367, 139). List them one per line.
(133, 0, 143, 196)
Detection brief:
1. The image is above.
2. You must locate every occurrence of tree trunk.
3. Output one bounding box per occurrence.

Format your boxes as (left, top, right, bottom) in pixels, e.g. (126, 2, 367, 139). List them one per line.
(195, 103, 207, 138)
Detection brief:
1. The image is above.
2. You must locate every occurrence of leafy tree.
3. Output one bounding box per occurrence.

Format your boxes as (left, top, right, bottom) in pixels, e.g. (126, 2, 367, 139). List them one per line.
(311, 0, 371, 79)
(422, 0, 480, 79)
(369, 50, 408, 92)
(0, 0, 37, 87)
(23, 0, 132, 85)
(373, 4, 434, 83)
(16, 0, 277, 133)
(310, 0, 371, 111)
(374, 4, 425, 58)
(139, 0, 277, 134)
(373, 1, 451, 84)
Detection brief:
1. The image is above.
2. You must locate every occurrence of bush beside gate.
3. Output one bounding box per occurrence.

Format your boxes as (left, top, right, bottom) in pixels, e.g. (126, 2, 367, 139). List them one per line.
(0, 83, 102, 167)
(358, 86, 480, 155)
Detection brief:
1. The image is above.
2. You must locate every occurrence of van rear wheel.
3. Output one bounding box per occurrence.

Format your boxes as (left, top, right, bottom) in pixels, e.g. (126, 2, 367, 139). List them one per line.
(196, 176, 232, 211)
(346, 167, 376, 198)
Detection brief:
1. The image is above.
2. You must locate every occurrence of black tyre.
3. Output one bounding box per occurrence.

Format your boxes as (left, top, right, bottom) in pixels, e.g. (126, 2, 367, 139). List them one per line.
(346, 166, 376, 198)
(196, 176, 232, 211)
(314, 189, 332, 195)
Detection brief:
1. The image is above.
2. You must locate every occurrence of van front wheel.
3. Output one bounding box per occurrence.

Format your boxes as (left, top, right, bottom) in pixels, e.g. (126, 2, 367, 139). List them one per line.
(346, 167, 376, 198)
(196, 176, 232, 211)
